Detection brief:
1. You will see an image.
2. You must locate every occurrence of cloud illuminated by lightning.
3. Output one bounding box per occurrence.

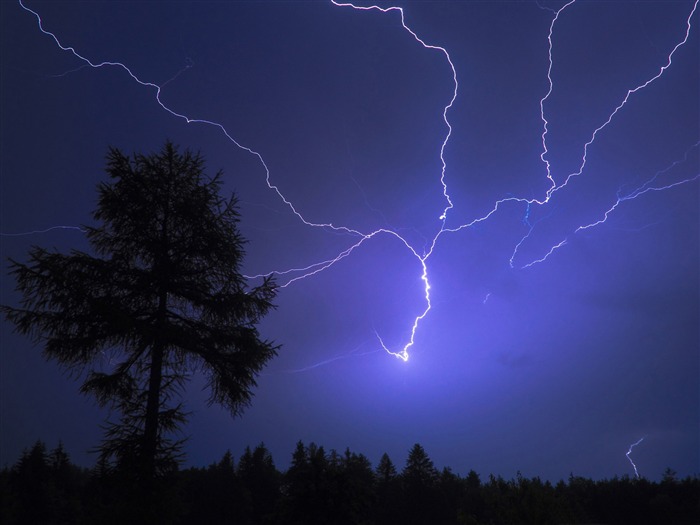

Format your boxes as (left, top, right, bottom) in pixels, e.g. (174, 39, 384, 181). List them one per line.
(7, 0, 700, 364)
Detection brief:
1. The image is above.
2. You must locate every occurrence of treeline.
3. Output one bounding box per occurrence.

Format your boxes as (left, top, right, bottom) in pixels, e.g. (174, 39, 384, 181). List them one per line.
(1, 440, 697, 525)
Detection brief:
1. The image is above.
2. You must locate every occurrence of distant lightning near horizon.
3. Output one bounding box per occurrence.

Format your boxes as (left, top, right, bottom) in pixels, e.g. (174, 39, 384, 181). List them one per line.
(626, 437, 646, 479)
(6, 0, 700, 363)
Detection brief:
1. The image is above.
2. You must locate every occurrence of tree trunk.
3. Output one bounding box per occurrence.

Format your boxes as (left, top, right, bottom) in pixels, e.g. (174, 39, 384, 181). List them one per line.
(142, 338, 164, 481)
(142, 182, 171, 482)
(140, 166, 171, 522)
(139, 297, 166, 524)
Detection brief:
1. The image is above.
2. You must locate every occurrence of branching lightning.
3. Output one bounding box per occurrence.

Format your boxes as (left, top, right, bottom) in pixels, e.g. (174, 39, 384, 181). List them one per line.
(447, 0, 699, 269)
(577, 142, 700, 234)
(7, 0, 699, 365)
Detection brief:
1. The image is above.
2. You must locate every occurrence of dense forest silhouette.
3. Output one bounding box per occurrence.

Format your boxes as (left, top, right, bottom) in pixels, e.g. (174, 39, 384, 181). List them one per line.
(1, 439, 697, 525)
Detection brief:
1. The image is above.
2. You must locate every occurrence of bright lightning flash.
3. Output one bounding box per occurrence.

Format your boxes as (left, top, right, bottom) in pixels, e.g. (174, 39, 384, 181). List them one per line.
(7, 0, 700, 364)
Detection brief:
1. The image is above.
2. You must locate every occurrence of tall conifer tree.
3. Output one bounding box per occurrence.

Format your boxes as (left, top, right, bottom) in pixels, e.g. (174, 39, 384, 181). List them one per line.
(3, 142, 278, 490)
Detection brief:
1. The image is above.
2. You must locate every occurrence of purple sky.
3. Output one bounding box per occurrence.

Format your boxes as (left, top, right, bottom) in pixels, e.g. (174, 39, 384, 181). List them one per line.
(1, 0, 698, 482)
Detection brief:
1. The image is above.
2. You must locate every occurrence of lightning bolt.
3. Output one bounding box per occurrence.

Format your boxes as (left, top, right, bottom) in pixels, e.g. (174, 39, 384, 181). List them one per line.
(7, 0, 699, 366)
(330, 1, 458, 223)
(626, 436, 645, 479)
(13, 0, 452, 362)
(446, 0, 699, 269)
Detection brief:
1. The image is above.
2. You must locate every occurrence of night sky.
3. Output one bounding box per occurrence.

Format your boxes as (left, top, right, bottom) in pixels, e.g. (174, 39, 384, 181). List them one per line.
(1, 0, 698, 482)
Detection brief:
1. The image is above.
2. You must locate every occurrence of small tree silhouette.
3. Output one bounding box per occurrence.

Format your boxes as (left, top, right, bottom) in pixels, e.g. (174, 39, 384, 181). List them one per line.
(3, 142, 278, 515)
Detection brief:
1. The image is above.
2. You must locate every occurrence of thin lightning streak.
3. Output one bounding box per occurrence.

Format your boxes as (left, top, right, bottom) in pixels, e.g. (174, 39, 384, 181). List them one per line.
(348, 175, 395, 230)
(244, 236, 370, 287)
(246, 228, 420, 289)
(268, 343, 381, 374)
(0, 225, 86, 236)
(520, 238, 568, 269)
(626, 437, 645, 479)
(515, 143, 699, 267)
(535, 2, 558, 16)
(568, 142, 699, 234)
(279, 349, 381, 373)
(577, 174, 700, 233)
(348, 175, 432, 252)
(440, 0, 579, 246)
(17, 0, 449, 362)
(548, 0, 699, 198)
(539, 0, 577, 192)
(15, 0, 365, 239)
(626, 141, 700, 198)
(43, 64, 91, 78)
(330, 1, 458, 222)
(259, 0, 461, 359)
(509, 225, 535, 269)
(488, 0, 699, 267)
(508, 209, 557, 269)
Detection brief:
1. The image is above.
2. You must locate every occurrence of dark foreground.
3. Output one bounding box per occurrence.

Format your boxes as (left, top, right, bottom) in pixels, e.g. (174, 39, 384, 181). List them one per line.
(1, 440, 697, 524)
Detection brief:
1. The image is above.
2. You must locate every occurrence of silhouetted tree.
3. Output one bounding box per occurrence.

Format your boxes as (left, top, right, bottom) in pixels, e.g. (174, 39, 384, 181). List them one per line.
(1, 441, 87, 524)
(11, 441, 51, 524)
(335, 448, 375, 524)
(564, 474, 597, 523)
(401, 443, 439, 524)
(281, 441, 311, 524)
(375, 452, 401, 524)
(176, 450, 245, 525)
(283, 441, 338, 525)
(459, 469, 484, 523)
(2, 142, 278, 520)
(46, 441, 84, 523)
(237, 443, 281, 524)
(205, 451, 242, 523)
(437, 467, 463, 524)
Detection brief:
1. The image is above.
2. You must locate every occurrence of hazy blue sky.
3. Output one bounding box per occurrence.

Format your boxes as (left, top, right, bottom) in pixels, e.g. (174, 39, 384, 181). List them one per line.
(1, 0, 698, 482)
